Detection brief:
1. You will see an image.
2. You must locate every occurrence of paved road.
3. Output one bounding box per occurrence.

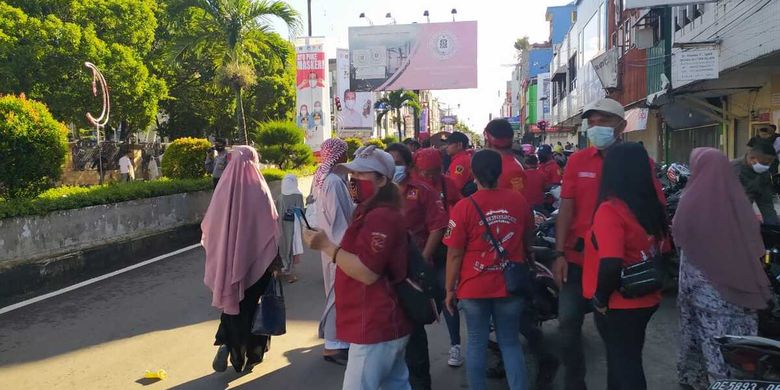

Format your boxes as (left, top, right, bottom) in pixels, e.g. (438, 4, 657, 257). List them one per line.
(0, 245, 680, 389)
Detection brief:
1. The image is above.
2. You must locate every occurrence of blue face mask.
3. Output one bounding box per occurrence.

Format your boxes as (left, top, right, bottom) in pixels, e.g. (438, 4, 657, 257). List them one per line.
(393, 165, 407, 183)
(587, 126, 617, 150)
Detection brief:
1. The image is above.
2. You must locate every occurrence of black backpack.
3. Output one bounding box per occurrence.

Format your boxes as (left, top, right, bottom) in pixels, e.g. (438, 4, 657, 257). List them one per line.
(395, 234, 444, 325)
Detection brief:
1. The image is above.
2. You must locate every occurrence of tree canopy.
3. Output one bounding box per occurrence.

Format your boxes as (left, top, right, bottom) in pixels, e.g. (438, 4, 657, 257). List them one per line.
(0, 0, 300, 141)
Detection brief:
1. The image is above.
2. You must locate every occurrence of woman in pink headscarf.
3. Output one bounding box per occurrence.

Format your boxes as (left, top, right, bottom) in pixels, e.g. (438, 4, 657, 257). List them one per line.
(202, 145, 281, 373)
(673, 148, 772, 389)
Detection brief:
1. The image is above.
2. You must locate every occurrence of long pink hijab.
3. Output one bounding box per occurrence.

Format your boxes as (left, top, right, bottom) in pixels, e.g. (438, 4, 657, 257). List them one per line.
(202, 146, 280, 315)
(672, 148, 771, 310)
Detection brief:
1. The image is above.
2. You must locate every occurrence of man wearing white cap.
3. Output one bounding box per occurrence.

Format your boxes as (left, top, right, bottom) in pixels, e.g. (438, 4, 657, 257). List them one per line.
(551, 97, 627, 390)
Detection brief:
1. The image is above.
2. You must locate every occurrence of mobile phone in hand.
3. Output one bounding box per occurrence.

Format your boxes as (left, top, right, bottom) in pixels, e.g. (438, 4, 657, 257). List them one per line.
(293, 207, 313, 230)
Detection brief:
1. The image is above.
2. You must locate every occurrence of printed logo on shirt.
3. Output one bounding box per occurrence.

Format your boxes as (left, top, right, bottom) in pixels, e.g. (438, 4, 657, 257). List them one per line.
(578, 171, 597, 178)
(444, 219, 456, 239)
(455, 165, 464, 174)
(370, 232, 387, 253)
(406, 188, 419, 200)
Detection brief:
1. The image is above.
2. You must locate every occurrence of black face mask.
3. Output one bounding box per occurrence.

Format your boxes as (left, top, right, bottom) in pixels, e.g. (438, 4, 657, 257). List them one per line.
(215, 146, 225, 152)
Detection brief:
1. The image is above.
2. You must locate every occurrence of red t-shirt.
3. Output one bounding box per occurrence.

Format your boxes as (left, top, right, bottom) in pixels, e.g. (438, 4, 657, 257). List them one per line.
(560, 147, 665, 265)
(414, 172, 463, 212)
(443, 189, 533, 299)
(497, 152, 527, 193)
(582, 199, 663, 309)
(540, 159, 563, 185)
(447, 150, 473, 191)
(336, 205, 413, 344)
(401, 179, 449, 249)
(522, 168, 547, 207)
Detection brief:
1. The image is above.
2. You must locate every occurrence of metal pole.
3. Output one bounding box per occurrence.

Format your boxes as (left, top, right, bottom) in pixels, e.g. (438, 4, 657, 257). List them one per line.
(307, 0, 312, 36)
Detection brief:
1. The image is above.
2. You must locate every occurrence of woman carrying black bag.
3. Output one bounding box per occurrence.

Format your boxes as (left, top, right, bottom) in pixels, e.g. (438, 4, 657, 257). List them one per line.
(582, 142, 669, 390)
(443, 149, 535, 390)
(202, 146, 282, 373)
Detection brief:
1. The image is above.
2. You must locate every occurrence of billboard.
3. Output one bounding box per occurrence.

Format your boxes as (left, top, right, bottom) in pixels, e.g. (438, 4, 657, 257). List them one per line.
(295, 37, 331, 152)
(348, 21, 478, 91)
(335, 49, 374, 137)
(441, 115, 458, 125)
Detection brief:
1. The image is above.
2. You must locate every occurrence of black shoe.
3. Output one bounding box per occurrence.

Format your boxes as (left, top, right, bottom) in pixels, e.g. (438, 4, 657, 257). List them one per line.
(536, 355, 560, 388)
(212, 345, 229, 372)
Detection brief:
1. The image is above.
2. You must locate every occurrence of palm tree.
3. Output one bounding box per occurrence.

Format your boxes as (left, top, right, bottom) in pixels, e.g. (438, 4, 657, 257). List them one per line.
(174, 0, 301, 144)
(375, 90, 420, 141)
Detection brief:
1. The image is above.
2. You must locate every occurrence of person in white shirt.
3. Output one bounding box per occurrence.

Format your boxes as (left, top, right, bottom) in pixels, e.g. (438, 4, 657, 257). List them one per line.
(118, 150, 135, 182)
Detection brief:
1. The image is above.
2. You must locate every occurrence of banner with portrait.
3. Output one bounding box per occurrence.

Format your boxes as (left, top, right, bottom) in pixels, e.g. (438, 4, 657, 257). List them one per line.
(336, 49, 374, 138)
(295, 37, 331, 152)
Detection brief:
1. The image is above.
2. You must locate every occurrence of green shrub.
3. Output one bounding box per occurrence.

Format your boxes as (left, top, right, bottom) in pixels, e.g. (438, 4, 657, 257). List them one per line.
(365, 138, 386, 150)
(161, 137, 212, 179)
(0, 178, 212, 219)
(260, 165, 317, 182)
(251, 120, 314, 169)
(381, 135, 399, 145)
(343, 137, 364, 161)
(0, 95, 69, 199)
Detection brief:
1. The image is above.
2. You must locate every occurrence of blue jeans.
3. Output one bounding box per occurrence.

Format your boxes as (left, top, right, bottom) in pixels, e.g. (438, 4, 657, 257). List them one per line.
(342, 335, 411, 390)
(436, 263, 461, 346)
(461, 297, 529, 390)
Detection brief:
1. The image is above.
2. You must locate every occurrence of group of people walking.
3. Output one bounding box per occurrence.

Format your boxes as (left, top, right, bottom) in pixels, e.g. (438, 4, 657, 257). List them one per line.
(198, 97, 775, 390)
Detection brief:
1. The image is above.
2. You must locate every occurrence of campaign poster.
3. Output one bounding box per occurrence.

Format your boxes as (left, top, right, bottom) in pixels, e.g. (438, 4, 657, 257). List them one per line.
(295, 37, 331, 152)
(336, 49, 374, 138)
(348, 21, 478, 92)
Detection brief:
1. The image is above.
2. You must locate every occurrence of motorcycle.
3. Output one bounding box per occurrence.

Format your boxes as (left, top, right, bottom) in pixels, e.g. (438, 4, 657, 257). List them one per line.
(663, 162, 690, 221)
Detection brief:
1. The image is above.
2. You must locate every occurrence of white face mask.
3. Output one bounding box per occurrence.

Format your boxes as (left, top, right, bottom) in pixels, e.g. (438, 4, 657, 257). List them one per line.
(308, 78, 317, 88)
(393, 166, 407, 183)
(345, 100, 356, 110)
(753, 162, 771, 174)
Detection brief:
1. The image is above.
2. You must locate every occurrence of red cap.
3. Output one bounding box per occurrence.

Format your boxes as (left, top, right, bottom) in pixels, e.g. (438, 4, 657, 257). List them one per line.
(413, 148, 442, 170)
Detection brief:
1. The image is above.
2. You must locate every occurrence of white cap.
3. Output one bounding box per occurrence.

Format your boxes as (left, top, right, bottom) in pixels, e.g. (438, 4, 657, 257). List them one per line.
(334, 145, 395, 178)
(582, 98, 625, 120)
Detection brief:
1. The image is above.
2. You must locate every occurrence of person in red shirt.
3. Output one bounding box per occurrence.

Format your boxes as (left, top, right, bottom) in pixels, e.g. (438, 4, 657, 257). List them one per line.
(583, 142, 667, 390)
(411, 146, 465, 368)
(413, 148, 463, 211)
(445, 131, 474, 195)
(483, 118, 527, 193)
(538, 145, 563, 185)
(552, 98, 665, 390)
(386, 143, 449, 388)
(521, 155, 547, 208)
(303, 145, 413, 389)
(443, 149, 534, 390)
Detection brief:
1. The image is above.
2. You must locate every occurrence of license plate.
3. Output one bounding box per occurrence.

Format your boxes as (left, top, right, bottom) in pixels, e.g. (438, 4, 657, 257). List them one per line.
(710, 380, 780, 390)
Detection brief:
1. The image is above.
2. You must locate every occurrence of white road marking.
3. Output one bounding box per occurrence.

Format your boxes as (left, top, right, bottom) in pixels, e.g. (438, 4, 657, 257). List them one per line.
(0, 244, 202, 315)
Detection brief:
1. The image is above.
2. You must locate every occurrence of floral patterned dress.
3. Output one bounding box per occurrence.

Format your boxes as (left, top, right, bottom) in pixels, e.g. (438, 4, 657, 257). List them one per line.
(677, 251, 759, 390)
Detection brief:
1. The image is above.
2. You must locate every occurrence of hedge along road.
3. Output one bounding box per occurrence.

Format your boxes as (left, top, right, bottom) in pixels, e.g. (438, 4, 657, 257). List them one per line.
(0, 175, 680, 389)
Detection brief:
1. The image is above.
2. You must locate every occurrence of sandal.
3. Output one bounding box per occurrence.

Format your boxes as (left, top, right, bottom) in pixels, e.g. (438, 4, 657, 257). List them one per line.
(323, 349, 348, 366)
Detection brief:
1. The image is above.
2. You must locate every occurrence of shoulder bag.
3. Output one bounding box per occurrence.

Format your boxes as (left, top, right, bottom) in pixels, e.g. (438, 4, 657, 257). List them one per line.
(251, 276, 287, 336)
(619, 240, 664, 298)
(395, 234, 443, 325)
(468, 197, 534, 297)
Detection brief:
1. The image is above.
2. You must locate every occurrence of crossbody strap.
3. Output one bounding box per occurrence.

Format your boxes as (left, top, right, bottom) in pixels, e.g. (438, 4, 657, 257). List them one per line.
(467, 197, 507, 261)
(440, 175, 449, 212)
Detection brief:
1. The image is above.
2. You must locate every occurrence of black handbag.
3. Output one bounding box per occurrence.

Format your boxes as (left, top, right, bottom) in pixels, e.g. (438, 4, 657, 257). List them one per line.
(468, 197, 534, 298)
(251, 277, 287, 336)
(619, 243, 663, 299)
(396, 234, 443, 325)
(282, 208, 295, 222)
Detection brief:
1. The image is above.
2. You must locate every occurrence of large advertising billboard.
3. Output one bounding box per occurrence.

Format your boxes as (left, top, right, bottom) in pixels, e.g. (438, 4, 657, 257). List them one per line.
(335, 49, 374, 138)
(295, 37, 331, 152)
(348, 21, 478, 92)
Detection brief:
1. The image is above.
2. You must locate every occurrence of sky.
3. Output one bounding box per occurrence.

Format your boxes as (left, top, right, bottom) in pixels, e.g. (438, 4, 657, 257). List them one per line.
(272, 0, 571, 132)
